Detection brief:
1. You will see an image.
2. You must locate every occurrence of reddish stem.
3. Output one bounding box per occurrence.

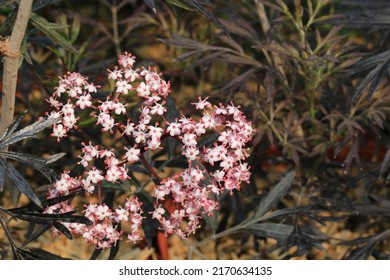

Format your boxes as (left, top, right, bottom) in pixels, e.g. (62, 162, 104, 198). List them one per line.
(139, 153, 163, 183)
(97, 181, 102, 204)
(117, 125, 163, 184)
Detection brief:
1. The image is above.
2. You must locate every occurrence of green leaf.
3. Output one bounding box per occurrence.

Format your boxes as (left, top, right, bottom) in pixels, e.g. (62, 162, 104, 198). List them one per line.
(30, 12, 77, 54)
(70, 14, 80, 43)
(20, 35, 32, 65)
(165, 0, 194, 11)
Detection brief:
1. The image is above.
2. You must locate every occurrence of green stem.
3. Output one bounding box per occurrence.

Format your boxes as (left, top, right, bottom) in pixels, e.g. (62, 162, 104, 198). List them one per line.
(111, 4, 121, 56)
(259, 110, 285, 145)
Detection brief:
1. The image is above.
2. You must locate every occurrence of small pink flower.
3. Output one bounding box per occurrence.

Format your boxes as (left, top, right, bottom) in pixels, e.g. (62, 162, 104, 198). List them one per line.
(115, 207, 129, 221)
(183, 146, 199, 160)
(86, 167, 104, 184)
(192, 96, 210, 110)
(76, 94, 92, 109)
(51, 124, 67, 141)
(118, 52, 136, 68)
(136, 82, 150, 97)
(182, 133, 197, 147)
(116, 80, 132, 94)
(167, 122, 181, 136)
(108, 67, 123, 80)
(124, 147, 140, 162)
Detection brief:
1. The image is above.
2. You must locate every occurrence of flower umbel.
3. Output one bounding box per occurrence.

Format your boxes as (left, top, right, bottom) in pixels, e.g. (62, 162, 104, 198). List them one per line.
(45, 52, 254, 247)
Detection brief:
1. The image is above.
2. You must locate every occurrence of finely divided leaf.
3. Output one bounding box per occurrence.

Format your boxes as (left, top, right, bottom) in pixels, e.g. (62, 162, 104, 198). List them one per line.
(53, 221, 73, 240)
(0, 117, 58, 148)
(90, 248, 103, 260)
(0, 163, 4, 192)
(182, 0, 228, 34)
(137, 191, 160, 248)
(5, 211, 93, 225)
(143, 0, 157, 13)
(0, 158, 42, 208)
(0, 110, 28, 143)
(28, 248, 71, 260)
(220, 68, 257, 94)
(253, 170, 295, 219)
(30, 13, 77, 54)
(380, 148, 390, 178)
(166, 0, 194, 11)
(0, 151, 65, 182)
(244, 223, 293, 242)
(32, 0, 62, 11)
(23, 224, 52, 246)
(352, 54, 390, 104)
(0, 0, 15, 8)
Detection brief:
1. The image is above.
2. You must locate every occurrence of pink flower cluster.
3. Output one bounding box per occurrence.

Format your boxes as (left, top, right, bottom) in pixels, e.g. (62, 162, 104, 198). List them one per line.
(46, 72, 98, 141)
(44, 52, 254, 247)
(151, 100, 253, 237)
(45, 188, 143, 248)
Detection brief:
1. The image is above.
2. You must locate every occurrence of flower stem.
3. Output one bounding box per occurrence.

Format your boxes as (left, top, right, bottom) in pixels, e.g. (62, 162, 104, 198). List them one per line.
(139, 153, 163, 183)
(117, 126, 163, 184)
(111, 3, 121, 57)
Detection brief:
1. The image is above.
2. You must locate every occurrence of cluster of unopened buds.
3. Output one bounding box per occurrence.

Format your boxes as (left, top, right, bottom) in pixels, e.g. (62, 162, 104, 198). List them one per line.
(44, 52, 254, 248)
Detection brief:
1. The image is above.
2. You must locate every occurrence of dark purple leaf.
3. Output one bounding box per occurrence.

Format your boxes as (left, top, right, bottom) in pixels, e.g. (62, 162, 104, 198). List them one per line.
(0, 117, 58, 148)
(0, 163, 4, 192)
(253, 170, 295, 219)
(380, 148, 390, 178)
(143, 0, 156, 13)
(0, 158, 42, 208)
(28, 248, 71, 260)
(243, 223, 293, 242)
(53, 221, 73, 240)
(0, 110, 27, 143)
(0, 151, 65, 182)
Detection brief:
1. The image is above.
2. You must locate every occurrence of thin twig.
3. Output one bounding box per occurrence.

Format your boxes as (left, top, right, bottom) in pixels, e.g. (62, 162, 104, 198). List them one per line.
(117, 125, 164, 183)
(0, 210, 18, 259)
